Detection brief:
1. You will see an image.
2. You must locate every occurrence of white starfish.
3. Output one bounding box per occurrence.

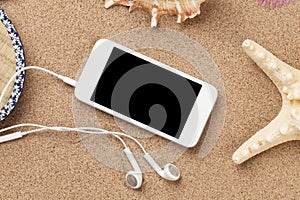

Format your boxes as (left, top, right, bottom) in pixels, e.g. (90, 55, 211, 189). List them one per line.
(232, 39, 300, 164)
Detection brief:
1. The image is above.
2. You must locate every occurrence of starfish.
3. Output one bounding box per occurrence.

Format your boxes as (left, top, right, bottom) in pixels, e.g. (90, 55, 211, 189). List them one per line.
(232, 39, 300, 164)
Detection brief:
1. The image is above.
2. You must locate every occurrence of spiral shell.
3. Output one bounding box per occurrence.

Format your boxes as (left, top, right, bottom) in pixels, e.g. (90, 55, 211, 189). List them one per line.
(104, 0, 206, 27)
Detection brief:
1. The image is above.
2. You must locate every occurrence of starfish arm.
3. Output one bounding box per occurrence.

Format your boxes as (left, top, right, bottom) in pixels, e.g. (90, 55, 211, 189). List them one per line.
(234, 39, 300, 164)
(242, 39, 300, 97)
(233, 106, 300, 164)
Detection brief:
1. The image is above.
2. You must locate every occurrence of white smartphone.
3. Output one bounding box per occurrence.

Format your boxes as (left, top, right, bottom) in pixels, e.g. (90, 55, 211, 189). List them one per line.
(75, 39, 217, 147)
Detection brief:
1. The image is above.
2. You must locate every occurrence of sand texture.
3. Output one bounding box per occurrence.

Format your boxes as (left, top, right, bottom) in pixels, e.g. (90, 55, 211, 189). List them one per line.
(0, 0, 299, 199)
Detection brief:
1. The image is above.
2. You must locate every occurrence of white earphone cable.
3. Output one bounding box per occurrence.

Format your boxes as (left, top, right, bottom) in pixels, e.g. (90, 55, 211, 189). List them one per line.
(0, 66, 148, 153)
(0, 123, 147, 153)
(17, 126, 129, 149)
(0, 66, 77, 107)
(0, 123, 128, 148)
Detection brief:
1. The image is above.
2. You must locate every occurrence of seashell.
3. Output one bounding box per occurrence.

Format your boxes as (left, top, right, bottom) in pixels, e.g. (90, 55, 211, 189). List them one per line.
(104, 0, 206, 27)
(256, 0, 296, 8)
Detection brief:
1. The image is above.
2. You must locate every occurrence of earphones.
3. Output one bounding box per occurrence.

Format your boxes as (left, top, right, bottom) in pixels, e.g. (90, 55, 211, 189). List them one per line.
(0, 123, 180, 189)
(123, 147, 143, 189)
(0, 66, 180, 189)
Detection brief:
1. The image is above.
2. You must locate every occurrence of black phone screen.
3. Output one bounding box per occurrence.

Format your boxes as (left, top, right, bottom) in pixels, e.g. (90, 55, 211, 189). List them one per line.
(91, 47, 202, 138)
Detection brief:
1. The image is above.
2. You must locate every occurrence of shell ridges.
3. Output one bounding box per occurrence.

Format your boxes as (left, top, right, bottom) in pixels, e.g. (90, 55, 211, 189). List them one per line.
(104, 0, 206, 26)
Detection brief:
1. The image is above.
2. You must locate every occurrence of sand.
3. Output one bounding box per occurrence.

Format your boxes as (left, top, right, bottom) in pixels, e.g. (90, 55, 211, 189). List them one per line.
(0, 0, 299, 199)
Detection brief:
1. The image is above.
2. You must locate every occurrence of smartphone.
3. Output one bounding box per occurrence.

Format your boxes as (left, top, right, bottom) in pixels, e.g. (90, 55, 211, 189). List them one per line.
(75, 39, 217, 147)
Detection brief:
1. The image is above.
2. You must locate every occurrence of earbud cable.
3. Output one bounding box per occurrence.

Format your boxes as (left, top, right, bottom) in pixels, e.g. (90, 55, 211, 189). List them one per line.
(0, 66, 77, 107)
(0, 123, 147, 153)
(0, 66, 147, 153)
(20, 126, 129, 149)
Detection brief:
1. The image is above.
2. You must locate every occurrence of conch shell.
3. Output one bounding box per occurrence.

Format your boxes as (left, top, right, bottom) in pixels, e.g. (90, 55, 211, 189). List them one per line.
(104, 0, 206, 27)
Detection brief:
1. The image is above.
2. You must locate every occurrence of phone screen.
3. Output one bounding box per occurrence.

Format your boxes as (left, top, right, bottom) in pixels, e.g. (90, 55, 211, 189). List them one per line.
(91, 47, 202, 138)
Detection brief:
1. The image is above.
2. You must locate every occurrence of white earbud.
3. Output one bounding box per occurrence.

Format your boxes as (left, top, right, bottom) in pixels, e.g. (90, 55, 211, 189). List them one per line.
(144, 153, 180, 181)
(123, 147, 143, 189)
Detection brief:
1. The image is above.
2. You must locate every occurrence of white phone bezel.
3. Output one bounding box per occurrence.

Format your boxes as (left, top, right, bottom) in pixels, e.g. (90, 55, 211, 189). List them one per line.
(74, 39, 218, 147)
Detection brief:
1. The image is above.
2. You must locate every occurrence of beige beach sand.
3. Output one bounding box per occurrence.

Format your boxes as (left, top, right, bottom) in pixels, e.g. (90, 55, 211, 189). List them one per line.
(0, 0, 299, 199)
